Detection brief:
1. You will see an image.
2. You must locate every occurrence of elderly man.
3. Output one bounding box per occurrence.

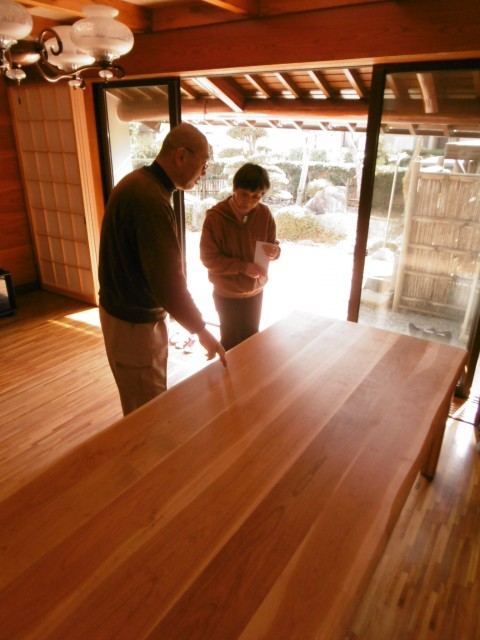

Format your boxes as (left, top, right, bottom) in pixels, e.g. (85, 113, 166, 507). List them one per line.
(98, 122, 226, 416)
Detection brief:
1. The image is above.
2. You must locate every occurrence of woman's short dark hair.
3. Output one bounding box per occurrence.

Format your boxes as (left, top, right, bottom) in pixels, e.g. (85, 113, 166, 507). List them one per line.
(233, 163, 270, 191)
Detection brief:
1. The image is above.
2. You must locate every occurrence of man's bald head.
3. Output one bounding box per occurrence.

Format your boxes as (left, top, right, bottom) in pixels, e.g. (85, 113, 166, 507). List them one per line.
(161, 123, 208, 155)
(156, 123, 210, 191)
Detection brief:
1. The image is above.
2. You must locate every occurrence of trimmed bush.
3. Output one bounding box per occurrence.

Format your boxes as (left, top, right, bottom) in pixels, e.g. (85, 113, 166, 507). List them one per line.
(274, 206, 346, 243)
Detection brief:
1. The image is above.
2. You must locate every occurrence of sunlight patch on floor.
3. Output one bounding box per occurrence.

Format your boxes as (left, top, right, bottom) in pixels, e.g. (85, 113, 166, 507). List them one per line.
(48, 307, 101, 335)
(452, 416, 477, 457)
(66, 307, 101, 328)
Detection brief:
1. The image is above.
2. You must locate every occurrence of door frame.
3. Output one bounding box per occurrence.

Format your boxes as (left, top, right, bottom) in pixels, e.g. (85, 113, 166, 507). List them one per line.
(92, 77, 187, 261)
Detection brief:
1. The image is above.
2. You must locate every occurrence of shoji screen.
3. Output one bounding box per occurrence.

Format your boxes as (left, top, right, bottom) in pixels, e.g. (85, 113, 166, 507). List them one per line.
(9, 83, 99, 304)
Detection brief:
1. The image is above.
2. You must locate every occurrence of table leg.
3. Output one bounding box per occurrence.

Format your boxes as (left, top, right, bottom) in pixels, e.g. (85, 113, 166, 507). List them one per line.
(421, 394, 452, 480)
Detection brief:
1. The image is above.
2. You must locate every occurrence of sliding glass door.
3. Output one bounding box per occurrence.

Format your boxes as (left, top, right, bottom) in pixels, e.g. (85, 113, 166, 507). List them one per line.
(351, 60, 480, 396)
(91, 63, 480, 396)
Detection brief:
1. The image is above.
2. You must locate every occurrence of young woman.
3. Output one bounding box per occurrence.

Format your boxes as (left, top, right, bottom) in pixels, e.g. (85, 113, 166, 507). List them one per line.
(200, 163, 281, 351)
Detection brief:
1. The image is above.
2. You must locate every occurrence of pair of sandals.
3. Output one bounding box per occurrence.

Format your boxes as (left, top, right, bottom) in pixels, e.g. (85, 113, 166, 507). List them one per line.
(169, 331, 196, 353)
(408, 322, 452, 342)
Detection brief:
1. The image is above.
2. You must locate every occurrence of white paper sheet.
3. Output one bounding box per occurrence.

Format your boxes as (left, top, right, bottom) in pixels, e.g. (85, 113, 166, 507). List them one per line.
(254, 241, 273, 272)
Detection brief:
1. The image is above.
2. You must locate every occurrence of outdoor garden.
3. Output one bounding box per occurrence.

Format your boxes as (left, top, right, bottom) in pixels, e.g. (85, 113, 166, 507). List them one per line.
(130, 121, 456, 336)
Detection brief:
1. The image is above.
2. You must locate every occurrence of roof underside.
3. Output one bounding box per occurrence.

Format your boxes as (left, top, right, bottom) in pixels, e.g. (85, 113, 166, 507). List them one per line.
(107, 66, 480, 137)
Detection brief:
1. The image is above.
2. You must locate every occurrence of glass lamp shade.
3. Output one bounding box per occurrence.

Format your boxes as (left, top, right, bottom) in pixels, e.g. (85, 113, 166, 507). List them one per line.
(70, 5, 134, 63)
(5, 65, 26, 81)
(0, 0, 33, 48)
(44, 26, 95, 71)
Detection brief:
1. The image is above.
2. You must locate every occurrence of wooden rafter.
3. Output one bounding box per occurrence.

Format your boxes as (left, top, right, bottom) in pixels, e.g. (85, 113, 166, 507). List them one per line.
(274, 72, 302, 98)
(307, 70, 334, 98)
(245, 73, 272, 98)
(343, 68, 367, 99)
(194, 76, 246, 113)
(417, 72, 438, 114)
(104, 64, 480, 137)
(180, 81, 200, 100)
(386, 75, 409, 100)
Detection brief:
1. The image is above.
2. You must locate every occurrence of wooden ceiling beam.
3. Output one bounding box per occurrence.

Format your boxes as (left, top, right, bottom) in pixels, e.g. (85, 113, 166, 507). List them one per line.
(118, 96, 367, 121)
(150, 0, 386, 31)
(21, 0, 85, 20)
(117, 95, 480, 130)
(474, 71, 480, 98)
(125, 2, 480, 80)
(151, 4, 244, 30)
(200, 0, 260, 15)
(260, 0, 385, 13)
(386, 98, 480, 123)
(21, 0, 151, 33)
(21, 0, 383, 33)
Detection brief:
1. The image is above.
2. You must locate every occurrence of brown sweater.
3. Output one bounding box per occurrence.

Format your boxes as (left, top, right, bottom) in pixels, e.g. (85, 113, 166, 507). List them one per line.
(200, 196, 279, 298)
(98, 163, 205, 333)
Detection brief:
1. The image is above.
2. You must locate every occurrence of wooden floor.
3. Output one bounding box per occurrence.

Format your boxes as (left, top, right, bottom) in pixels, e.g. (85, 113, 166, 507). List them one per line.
(0, 290, 211, 500)
(1, 290, 480, 639)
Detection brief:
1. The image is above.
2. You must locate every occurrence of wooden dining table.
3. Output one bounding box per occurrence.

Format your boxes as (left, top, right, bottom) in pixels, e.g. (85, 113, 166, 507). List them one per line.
(0, 311, 467, 640)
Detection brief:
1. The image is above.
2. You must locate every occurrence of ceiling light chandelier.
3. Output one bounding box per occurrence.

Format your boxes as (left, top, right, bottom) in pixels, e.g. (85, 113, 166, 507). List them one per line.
(0, 0, 134, 89)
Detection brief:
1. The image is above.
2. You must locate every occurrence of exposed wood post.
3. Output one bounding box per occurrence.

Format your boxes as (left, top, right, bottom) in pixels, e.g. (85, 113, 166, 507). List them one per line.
(392, 157, 421, 312)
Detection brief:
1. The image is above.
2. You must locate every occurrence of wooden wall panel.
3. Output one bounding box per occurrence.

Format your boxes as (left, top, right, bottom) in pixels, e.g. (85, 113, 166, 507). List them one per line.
(0, 82, 38, 290)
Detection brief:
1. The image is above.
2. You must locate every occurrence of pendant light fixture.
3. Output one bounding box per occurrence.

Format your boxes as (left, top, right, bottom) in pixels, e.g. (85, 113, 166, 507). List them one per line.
(0, 0, 134, 89)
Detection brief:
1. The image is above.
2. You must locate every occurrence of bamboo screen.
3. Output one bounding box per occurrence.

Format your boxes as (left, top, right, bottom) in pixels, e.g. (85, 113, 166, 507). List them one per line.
(393, 172, 480, 321)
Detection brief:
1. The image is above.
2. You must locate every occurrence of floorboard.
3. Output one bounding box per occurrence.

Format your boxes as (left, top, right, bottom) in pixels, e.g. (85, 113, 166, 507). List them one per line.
(0, 290, 211, 499)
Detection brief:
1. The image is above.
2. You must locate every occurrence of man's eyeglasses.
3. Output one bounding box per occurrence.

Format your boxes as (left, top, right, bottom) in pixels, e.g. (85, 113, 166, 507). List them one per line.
(185, 147, 209, 170)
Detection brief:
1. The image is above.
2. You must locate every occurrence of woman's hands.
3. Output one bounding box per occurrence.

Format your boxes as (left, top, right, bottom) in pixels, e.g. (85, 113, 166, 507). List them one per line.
(243, 262, 267, 280)
(262, 243, 281, 260)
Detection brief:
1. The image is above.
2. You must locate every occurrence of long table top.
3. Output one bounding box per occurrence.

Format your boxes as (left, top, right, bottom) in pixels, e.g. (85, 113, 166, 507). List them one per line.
(0, 311, 467, 639)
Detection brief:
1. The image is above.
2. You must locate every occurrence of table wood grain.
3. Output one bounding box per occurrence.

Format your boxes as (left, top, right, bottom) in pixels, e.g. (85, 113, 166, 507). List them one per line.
(0, 311, 467, 640)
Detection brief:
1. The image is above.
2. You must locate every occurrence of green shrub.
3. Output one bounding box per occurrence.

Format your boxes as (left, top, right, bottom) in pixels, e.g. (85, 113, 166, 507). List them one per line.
(274, 207, 346, 244)
(184, 201, 192, 229)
